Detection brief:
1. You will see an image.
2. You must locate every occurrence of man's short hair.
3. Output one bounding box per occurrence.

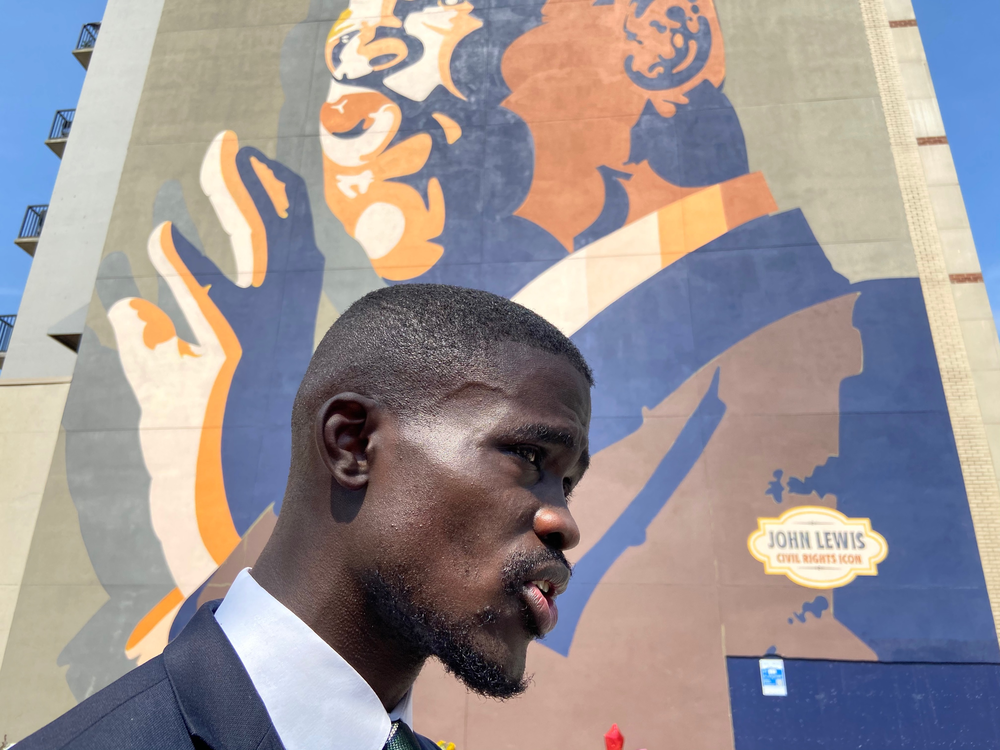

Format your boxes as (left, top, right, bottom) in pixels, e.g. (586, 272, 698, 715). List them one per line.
(290, 283, 593, 452)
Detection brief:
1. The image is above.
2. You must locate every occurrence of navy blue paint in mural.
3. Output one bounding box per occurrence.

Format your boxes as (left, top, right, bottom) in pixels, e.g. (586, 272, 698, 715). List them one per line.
(543, 368, 726, 655)
(728, 657, 1000, 749)
(788, 596, 828, 624)
(784, 280, 999, 662)
(408, 203, 997, 661)
(170, 149, 324, 535)
(766, 470, 785, 504)
(624, 4, 713, 90)
(627, 84, 749, 187)
(574, 166, 633, 251)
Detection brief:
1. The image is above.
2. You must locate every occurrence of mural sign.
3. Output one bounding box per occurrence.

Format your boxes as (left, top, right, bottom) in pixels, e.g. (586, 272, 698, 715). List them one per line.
(748, 507, 889, 589)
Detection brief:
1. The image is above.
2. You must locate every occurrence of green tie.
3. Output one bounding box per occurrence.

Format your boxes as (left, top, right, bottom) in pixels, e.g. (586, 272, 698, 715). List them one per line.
(383, 720, 421, 750)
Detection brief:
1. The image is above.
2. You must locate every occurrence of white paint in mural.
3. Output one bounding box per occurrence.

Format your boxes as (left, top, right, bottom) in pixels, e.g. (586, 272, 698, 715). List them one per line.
(201, 131, 257, 288)
(107, 223, 229, 598)
(355, 202, 406, 260)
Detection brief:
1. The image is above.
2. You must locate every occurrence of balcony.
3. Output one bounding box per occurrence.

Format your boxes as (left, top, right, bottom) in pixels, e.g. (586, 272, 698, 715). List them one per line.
(72, 22, 101, 70)
(15, 205, 47, 257)
(45, 109, 75, 158)
(0, 315, 14, 370)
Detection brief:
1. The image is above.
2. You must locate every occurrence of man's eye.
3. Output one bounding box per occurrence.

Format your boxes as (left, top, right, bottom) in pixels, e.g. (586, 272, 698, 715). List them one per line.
(513, 445, 542, 469)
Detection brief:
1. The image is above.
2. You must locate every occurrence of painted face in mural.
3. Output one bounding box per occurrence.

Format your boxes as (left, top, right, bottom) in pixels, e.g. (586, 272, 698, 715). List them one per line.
(318, 0, 480, 279)
(317, 0, 735, 283)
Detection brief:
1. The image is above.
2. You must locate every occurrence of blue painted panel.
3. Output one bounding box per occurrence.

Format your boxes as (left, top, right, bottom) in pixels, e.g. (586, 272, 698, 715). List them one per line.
(728, 657, 1000, 749)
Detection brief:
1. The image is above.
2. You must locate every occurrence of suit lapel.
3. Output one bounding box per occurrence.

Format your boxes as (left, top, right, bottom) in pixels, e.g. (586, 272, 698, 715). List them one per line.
(163, 601, 285, 750)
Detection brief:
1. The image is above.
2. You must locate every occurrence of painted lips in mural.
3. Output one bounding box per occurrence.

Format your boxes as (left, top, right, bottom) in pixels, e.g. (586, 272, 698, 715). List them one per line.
(61, 0, 997, 746)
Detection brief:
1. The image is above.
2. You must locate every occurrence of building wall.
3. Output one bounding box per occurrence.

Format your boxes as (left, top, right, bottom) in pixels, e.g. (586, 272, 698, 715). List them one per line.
(0, 0, 166, 737)
(2, 0, 999, 746)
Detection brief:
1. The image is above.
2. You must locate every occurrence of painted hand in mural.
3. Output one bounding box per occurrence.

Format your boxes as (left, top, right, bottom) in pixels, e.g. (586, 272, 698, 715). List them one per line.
(107, 220, 240, 596)
(188, 135, 325, 536)
(106, 133, 323, 663)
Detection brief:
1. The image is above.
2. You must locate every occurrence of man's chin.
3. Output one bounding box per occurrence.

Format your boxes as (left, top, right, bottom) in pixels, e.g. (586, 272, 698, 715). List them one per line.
(361, 568, 530, 698)
(437, 648, 529, 700)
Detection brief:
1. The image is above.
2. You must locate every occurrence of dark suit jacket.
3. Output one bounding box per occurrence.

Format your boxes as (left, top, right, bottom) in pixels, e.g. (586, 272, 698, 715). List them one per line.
(17, 602, 440, 750)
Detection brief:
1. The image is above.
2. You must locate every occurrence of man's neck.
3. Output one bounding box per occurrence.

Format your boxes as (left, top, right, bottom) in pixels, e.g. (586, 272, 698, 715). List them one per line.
(251, 524, 424, 712)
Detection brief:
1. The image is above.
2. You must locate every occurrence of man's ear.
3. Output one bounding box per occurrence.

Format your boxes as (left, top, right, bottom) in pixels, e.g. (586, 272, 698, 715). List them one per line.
(314, 393, 380, 491)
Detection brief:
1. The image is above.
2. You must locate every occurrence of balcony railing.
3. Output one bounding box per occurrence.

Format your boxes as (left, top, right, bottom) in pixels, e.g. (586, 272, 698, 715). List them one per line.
(15, 204, 47, 256)
(0, 315, 15, 354)
(73, 22, 101, 69)
(46, 109, 75, 159)
(49, 109, 74, 140)
(77, 22, 100, 50)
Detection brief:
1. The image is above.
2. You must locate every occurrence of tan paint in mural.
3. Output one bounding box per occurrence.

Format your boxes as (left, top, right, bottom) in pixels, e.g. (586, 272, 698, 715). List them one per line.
(175, 292, 878, 749)
(414, 293, 874, 749)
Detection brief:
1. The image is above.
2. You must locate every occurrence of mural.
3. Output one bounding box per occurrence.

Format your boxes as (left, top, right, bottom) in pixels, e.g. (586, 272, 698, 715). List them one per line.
(40, 0, 998, 746)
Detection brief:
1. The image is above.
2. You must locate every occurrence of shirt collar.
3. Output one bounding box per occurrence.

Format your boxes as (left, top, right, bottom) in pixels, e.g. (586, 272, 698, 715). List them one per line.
(215, 568, 413, 750)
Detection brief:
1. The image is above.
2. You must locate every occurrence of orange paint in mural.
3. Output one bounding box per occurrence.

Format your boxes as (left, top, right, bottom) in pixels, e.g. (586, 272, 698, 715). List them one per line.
(131, 298, 176, 350)
(219, 132, 268, 287)
(130, 298, 199, 358)
(250, 156, 290, 219)
(431, 112, 463, 144)
(125, 587, 183, 652)
(321, 91, 445, 279)
(502, 0, 726, 250)
(157, 222, 242, 564)
(720, 172, 778, 228)
(434, 1, 483, 100)
(653, 174, 776, 266)
(320, 92, 389, 134)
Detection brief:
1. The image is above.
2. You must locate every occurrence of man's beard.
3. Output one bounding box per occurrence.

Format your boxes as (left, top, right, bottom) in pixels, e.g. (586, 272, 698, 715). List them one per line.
(361, 549, 570, 700)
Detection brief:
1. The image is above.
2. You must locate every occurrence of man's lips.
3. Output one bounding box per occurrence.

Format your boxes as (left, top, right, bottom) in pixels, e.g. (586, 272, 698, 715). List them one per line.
(519, 562, 571, 637)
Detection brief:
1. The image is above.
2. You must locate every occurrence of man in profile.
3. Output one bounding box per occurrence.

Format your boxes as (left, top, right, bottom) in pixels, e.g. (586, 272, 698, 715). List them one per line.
(18, 283, 593, 750)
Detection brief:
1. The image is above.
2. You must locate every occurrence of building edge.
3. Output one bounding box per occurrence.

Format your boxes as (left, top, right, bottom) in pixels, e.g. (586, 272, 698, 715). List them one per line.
(862, 0, 1000, 637)
(0, 0, 167, 687)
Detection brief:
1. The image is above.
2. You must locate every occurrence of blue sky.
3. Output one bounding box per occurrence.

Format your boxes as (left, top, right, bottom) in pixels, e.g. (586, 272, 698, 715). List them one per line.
(914, 0, 1000, 312)
(0, 1, 997, 317)
(0, 1, 108, 315)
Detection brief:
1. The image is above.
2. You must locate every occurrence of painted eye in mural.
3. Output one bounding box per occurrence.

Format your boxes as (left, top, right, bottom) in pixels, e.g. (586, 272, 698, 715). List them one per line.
(622, 1, 713, 91)
(330, 29, 361, 71)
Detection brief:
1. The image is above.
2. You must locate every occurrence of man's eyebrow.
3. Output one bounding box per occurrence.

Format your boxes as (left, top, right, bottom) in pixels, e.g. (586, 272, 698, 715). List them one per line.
(507, 424, 577, 449)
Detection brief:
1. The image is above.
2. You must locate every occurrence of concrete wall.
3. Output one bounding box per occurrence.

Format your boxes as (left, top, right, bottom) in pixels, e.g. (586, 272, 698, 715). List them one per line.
(0, 381, 70, 672)
(0, 0, 166, 737)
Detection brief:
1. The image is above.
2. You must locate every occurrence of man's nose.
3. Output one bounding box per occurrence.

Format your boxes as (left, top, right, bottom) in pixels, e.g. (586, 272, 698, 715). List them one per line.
(533, 504, 581, 551)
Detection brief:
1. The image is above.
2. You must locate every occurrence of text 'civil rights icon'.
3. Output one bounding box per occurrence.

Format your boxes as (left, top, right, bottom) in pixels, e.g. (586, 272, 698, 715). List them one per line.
(747, 507, 888, 589)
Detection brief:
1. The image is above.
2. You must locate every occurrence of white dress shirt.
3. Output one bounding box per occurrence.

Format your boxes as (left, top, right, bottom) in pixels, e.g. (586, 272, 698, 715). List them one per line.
(215, 568, 413, 750)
